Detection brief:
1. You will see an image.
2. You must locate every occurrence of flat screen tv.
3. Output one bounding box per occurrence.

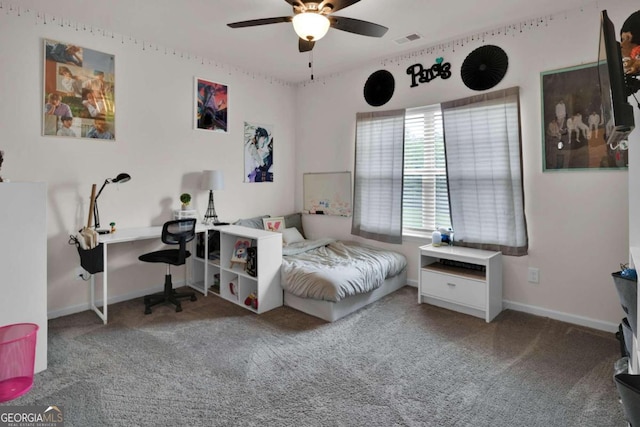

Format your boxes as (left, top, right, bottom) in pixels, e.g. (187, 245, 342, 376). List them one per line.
(598, 10, 635, 147)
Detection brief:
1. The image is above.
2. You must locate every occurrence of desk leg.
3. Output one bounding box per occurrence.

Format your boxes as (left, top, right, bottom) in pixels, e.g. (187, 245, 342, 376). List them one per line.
(203, 230, 209, 296)
(90, 245, 108, 324)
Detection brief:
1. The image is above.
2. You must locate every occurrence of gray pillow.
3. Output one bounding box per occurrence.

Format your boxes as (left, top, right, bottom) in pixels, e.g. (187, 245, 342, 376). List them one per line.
(233, 215, 270, 229)
(283, 213, 305, 238)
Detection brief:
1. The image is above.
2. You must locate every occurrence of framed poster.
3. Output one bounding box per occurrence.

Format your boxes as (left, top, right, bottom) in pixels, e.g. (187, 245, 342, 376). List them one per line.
(43, 39, 115, 139)
(244, 122, 274, 183)
(540, 63, 627, 171)
(195, 77, 228, 132)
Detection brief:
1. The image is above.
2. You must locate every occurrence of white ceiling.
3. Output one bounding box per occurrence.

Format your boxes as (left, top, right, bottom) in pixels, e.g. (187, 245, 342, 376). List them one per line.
(19, 0, 593, 83)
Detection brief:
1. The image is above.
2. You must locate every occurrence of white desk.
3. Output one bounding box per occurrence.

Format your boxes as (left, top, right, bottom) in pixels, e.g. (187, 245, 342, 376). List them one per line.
(90, 224, 212, 324)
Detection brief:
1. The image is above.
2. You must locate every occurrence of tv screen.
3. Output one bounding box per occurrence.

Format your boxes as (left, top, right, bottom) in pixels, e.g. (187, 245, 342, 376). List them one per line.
(598, 10, 635, 147)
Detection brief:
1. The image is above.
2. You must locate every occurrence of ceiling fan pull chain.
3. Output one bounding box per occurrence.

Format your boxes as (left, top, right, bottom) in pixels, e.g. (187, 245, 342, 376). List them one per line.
(309, 51, 314, 80)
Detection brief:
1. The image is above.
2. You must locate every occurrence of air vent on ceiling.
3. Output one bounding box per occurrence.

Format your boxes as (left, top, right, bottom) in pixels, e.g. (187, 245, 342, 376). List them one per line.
(394, 33, 423, 45)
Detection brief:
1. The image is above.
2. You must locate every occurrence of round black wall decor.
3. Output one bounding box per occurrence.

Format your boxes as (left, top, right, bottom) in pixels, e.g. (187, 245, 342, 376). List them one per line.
(364, 70, 395, 107)
(460, 45, 509, 91)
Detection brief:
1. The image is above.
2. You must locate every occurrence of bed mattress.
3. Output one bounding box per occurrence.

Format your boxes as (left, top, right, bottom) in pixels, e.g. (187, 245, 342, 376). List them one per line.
(281, 239, 407, 302)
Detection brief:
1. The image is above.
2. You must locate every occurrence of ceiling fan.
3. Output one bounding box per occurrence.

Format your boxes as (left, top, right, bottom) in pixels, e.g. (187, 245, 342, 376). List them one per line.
(227, 0, 388, 53)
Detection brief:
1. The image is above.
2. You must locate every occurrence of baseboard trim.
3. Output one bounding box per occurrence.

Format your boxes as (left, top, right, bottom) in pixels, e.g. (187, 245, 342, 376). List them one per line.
(47, 280, 185, 320)
(50, 279, 619, 333)
(503, 300, 618, 333)
(408, 280, 617, 333)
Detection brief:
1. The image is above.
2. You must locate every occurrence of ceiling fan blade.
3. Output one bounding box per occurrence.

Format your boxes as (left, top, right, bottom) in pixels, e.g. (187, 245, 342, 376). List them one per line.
(227, 16, 292, 28)
(299, 38, 315, 52)
(329, 16, 388, 37)
(319, 0, 361, 13)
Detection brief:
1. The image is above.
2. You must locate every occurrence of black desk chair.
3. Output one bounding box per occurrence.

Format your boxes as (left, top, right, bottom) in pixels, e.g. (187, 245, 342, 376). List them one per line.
(139, 219, 197, 314)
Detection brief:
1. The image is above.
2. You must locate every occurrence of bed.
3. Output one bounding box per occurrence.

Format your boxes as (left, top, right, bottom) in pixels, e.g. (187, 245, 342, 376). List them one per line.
(233, 214, 408, 322)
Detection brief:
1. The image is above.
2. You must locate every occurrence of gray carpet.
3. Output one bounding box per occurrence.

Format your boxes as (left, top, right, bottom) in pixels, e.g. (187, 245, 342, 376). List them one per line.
(1, 287, 628, 426)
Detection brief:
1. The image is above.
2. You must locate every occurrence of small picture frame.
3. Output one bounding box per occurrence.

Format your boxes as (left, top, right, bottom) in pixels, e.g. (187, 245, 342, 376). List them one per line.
(231, 238, 251, 264)
(195, 77, 228, 133)
(263, 216, 285, 232)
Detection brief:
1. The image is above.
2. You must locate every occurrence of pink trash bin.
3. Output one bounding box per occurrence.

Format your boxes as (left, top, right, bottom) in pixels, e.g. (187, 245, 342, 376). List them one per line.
(0, 323, 39, 402)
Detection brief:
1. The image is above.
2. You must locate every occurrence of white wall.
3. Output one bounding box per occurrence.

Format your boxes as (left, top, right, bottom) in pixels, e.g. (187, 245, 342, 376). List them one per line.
(295, 0, 637, 330)
(0, 10, 297, 317)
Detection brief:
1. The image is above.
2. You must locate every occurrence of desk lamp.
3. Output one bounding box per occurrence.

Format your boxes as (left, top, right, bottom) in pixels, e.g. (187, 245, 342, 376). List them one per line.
(94, 173, 131, 233)
(201, 170, 224, 224)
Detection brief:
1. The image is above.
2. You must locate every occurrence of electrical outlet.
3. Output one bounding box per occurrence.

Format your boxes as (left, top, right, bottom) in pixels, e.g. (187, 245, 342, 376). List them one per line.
(528, 267, 540, 284)
(75, 267, 86, 281)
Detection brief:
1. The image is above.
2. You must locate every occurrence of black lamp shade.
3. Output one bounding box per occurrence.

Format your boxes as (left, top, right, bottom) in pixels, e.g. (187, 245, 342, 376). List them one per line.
(113, 173, 131, 183)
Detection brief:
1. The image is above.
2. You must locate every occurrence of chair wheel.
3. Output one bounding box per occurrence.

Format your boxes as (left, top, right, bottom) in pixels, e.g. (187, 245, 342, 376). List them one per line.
(144, 307, 152, 315)
(175, 304, 182, 312)
(190, 295, 197, 302)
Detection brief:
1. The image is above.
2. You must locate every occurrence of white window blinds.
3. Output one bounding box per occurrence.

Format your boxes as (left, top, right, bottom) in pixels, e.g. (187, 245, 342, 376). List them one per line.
(403, 105, 451, 235)
(352, 110, 405, 244)
(441, 87, 528, 256)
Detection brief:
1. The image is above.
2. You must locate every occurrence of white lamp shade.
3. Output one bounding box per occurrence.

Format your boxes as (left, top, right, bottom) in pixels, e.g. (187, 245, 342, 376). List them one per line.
(292, 12, 330, 41)
(202, 170, 224, 191)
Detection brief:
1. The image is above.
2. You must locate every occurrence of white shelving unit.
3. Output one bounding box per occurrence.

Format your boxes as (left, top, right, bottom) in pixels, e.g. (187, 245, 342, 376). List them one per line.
(190, 225, 282, 314)
(419, 244, 502, 322)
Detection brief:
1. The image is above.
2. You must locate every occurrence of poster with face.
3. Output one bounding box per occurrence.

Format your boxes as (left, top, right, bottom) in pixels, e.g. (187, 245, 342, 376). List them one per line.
(243, 122, 274, 183)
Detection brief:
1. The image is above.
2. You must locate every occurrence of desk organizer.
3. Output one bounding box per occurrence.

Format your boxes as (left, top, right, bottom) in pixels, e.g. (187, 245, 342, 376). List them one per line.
(173, 209, 198, 220)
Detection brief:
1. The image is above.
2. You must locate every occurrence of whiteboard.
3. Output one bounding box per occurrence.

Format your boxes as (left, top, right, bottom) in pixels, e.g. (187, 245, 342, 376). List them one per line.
(303, 172, 352, 216)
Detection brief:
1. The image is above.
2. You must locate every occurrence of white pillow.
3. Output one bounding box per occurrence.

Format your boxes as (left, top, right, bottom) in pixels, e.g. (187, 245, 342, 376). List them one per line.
(281, 227, 305, 245)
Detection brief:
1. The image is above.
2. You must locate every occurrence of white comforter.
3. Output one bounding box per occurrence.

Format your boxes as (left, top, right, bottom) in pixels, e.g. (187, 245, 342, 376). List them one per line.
(281, 239, 407, 302)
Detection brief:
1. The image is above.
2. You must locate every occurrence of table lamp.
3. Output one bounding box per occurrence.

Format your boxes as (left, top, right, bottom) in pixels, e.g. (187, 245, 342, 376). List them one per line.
(201, 170, 224, 224)
(94, 173, 131, 233)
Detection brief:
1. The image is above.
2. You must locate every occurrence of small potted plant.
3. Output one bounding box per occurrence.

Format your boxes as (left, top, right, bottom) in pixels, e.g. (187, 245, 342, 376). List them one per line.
(180, 193, 192, 210)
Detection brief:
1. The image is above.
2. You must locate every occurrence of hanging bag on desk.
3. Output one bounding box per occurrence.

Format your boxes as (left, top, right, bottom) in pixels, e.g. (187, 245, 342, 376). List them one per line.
(67, 182, 104, 275)
(69, 235, 104, 275)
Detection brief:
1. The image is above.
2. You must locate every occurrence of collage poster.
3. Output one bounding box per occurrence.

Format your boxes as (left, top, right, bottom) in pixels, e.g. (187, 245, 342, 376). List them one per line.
(43, 39, 115, 140)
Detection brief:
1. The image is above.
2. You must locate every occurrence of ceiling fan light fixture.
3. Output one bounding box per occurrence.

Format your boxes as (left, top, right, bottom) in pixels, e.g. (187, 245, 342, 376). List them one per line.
(292, 12, 330, 41)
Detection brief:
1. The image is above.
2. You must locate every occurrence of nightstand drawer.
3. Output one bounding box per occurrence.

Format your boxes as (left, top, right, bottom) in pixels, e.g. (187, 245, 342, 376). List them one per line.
(420, 269, 486, 309)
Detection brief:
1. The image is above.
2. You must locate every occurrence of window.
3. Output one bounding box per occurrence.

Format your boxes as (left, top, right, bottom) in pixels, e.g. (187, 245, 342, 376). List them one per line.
(403, 105, 451, 236)
(352, 110, 405, 244)
(442, 87, 527, 255)
(353, 87, 527, 254)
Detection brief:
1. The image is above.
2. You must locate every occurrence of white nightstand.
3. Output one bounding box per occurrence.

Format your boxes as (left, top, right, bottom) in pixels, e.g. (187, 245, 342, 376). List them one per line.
(418, 244, 503, 322)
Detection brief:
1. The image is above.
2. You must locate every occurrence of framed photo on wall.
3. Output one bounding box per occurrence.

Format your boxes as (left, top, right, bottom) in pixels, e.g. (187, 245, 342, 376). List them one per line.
(43, 39, 115, 140)
(540, 62, 627, 171)
(195, 77, 228, 132)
